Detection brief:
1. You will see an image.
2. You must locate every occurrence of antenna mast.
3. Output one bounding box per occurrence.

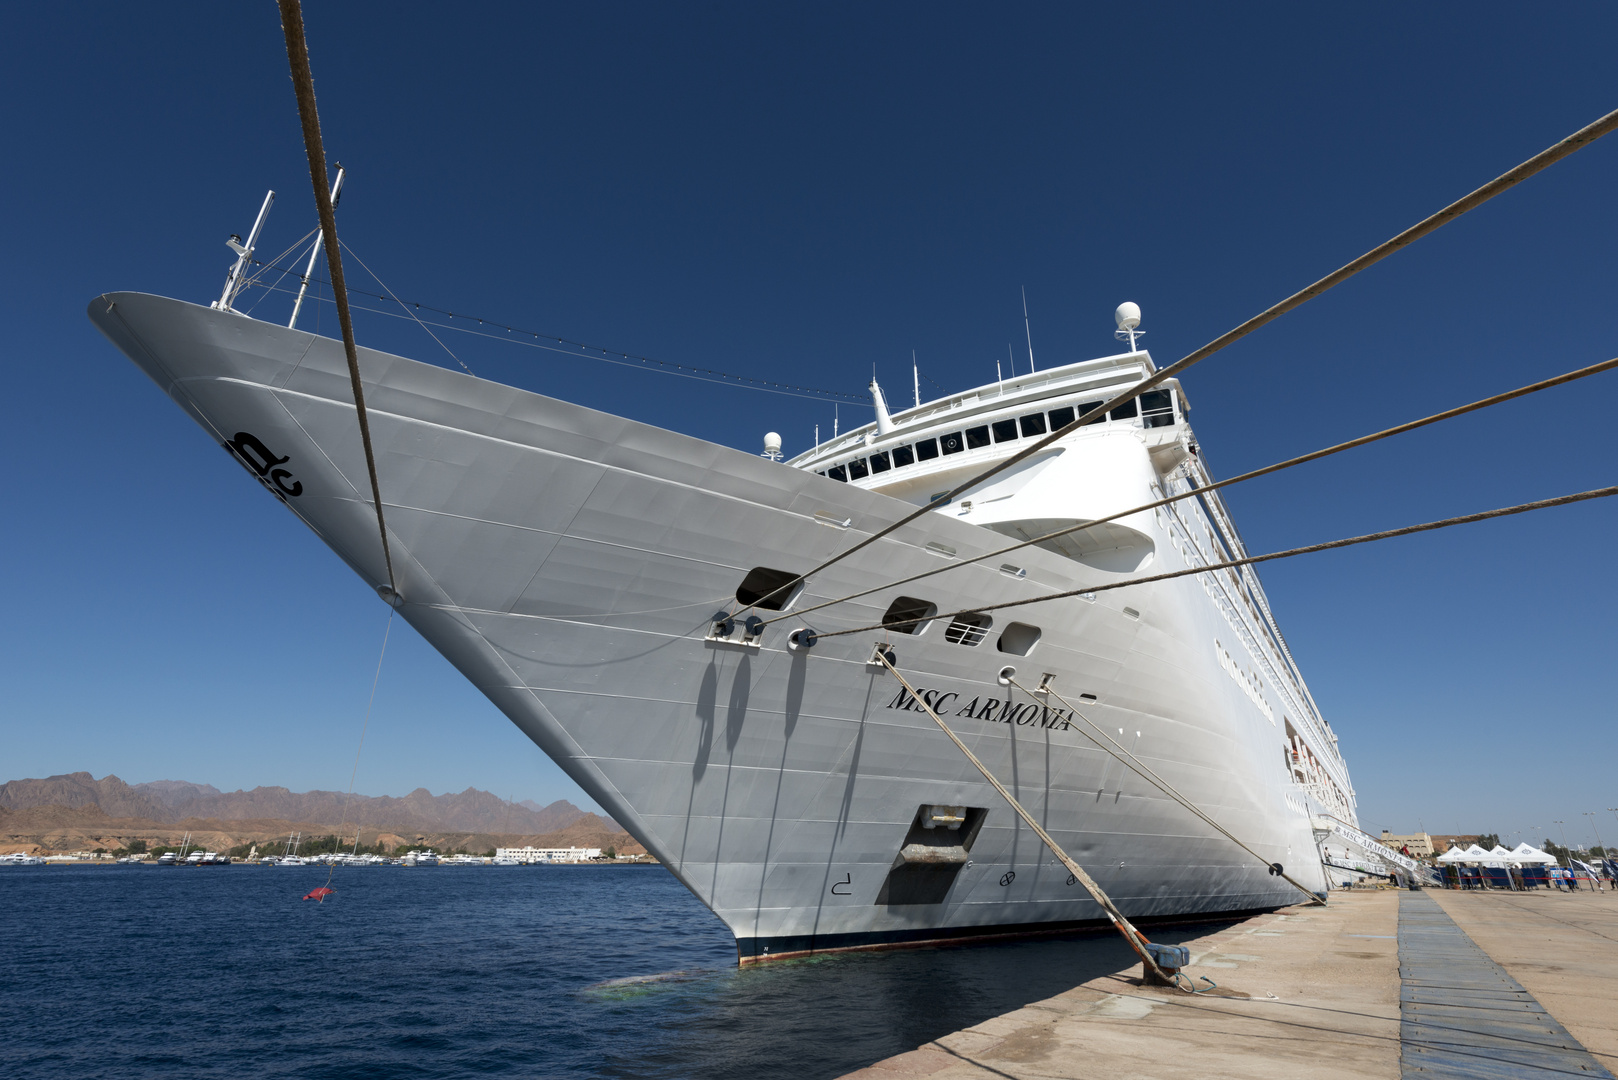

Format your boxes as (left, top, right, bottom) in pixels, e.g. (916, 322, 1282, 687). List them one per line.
(289, 165, 345, 329)
(1022, 286, 1036, 372)
(215, 190, 277, 312)
(912, 350, 920, 409)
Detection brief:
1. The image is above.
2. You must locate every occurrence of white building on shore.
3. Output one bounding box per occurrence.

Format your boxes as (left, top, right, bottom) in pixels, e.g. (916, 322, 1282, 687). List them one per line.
(495, 846, 602, 863)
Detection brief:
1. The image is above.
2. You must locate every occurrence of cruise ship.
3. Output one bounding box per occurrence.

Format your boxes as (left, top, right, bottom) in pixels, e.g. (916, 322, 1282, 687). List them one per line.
(89, 261, 1359, 960)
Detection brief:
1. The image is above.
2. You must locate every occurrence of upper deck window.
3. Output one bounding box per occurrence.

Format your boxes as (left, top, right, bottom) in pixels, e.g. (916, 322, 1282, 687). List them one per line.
(1048, 405, 1075, 430)
(940, 432, 965, 455)
(1111, 397, 1138, 420)
(916, 438, 940, 460)
(965, 425, 991, 449)
(1019, 413, 1046, 437)
(869, 450, 891, 473)
(827, 464, 847, 482)
(1078, 400, 1105, 420)
(991, 419, 1019, 443)
(892, 444, 915, 467)
(848, 458, 869, 479)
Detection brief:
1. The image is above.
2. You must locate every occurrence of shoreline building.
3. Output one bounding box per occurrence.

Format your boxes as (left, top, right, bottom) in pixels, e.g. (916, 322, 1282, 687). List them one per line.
(1379, 831, 1435, 857)
(496, 846, 603, 863)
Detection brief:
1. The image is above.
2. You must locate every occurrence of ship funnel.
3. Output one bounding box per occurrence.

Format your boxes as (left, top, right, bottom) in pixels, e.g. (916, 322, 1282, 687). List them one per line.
(870, 379, 895, 436)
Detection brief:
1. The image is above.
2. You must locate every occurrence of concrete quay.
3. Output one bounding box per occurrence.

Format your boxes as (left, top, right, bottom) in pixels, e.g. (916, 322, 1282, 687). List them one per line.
(841, 887, 1617, 1080)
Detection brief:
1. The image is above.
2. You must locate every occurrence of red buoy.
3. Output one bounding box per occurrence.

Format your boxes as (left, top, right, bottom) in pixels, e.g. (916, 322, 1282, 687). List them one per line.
(303, 886, 336, 901)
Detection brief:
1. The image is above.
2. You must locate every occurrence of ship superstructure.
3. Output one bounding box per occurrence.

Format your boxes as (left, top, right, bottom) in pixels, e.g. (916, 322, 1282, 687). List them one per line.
(91, 284, 1355, 961)
(793, 350, 1354, 823)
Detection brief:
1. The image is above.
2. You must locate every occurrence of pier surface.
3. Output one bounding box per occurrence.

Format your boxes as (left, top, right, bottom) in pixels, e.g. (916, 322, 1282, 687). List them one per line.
(840, 888, 1617, 1079)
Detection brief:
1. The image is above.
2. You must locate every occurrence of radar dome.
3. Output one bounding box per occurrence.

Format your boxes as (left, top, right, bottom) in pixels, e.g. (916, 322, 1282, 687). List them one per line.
(1115, 302, 1141, 331)
(763, 432, 782, 455)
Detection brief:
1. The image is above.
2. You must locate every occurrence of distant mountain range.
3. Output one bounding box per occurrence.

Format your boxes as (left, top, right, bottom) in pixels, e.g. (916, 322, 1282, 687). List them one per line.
(0, 772, 621, 837)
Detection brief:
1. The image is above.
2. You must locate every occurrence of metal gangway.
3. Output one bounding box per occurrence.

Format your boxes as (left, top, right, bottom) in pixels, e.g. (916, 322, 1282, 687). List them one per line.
(1313, 815, 1441, 886)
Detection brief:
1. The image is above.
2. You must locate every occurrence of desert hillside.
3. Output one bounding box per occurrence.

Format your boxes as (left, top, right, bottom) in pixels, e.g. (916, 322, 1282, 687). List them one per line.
(0, 773, 644, 856)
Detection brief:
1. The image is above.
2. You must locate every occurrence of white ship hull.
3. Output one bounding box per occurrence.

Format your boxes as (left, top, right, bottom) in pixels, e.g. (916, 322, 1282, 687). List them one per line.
(91, 291, 1353, 961)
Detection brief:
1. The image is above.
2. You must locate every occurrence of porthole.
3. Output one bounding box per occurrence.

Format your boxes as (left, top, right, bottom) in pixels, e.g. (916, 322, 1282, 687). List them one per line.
(735, 567, 803, 611)
(944, 613, 992, 647)
(881, 596, 937, 635)
(996, 622, 1042, 656)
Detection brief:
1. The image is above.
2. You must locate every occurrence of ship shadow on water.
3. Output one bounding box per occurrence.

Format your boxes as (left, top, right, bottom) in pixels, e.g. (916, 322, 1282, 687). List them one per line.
(588, 923, 1215, 1080)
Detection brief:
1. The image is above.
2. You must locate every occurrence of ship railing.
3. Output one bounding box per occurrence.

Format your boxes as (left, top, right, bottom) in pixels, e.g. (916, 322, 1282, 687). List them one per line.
(1168, 475, 1322, 741)
(1179, 461, 1342, 769)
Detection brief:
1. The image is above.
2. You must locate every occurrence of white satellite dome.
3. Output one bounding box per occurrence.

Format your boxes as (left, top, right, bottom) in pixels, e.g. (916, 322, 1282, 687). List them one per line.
(762, 432, 782, 457)
(1115, 302, 1141, 331)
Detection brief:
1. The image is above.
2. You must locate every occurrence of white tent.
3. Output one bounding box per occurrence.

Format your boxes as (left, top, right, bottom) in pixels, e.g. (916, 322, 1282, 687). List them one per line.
(1488, 845, 1518, 865)
(1510, 843, 1559, 867)
(1436, 846, 1473, 864)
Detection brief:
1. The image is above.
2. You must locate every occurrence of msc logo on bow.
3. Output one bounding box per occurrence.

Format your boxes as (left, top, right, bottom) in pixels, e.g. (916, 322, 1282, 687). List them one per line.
(225, 431, 303, 501)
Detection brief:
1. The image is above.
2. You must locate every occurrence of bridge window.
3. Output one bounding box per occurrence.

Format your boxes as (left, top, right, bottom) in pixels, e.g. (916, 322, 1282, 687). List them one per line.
(848, 458, 869, 479)
(869, 450, 891, 473)
(965, 425, 991, 449)
(944, 612, 992, 646)
(892, 444, 915, 467)
(940, 432, 965, 455)
(1111, 397, 1138, 420)
(1019, 413, 1047, 437)
(1141, 389, 1174, 428)
(992, 418, 1019, 443)
(827, 465, 847, 482)
(916, 438, 939, 461)
(1047, 405, 1075, 430)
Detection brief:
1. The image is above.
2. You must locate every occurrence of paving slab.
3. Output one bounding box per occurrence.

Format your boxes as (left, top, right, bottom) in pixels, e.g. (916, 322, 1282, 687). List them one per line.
(839, 885, 1618, 1080)
(840, 891, 1404, 1080)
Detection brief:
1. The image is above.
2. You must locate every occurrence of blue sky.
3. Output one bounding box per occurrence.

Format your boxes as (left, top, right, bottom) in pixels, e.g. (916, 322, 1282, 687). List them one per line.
(2, 5, 1614, 848)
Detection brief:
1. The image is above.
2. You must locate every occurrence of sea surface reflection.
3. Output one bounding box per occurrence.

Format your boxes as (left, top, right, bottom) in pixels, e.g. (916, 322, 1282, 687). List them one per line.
(0, 863, 1204, 1079)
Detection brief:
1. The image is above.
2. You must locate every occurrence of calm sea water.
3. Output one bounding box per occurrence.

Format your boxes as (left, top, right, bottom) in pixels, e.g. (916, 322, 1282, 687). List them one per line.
(1, 864, 1198, 1079)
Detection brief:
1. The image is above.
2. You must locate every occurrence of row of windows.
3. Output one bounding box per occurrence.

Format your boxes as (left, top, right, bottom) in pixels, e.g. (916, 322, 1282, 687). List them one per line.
(818, 390, 1175, 483)
(881, 595, 1041, 656)
(729, 573, 1047, 656)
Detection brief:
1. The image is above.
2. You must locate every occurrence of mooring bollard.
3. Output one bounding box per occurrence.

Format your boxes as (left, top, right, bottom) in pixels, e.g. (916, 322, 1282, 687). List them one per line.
(1143, 942, 1190, 986)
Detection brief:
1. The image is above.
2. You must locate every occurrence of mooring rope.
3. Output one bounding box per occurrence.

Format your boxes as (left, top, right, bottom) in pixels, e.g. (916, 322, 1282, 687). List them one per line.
(278, 0, 397, 598)
(318, 609, 394, 899)
(733, 105, 1618, 619)
(873, 651, 1183, 986)
(1006, 675, 1323, 905)
(759, 352, 1618, 628)
(801, 485, 1617, 641)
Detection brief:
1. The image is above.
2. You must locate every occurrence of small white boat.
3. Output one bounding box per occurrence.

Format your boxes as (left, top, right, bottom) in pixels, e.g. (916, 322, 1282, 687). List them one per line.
(0, 853, 46, 866)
